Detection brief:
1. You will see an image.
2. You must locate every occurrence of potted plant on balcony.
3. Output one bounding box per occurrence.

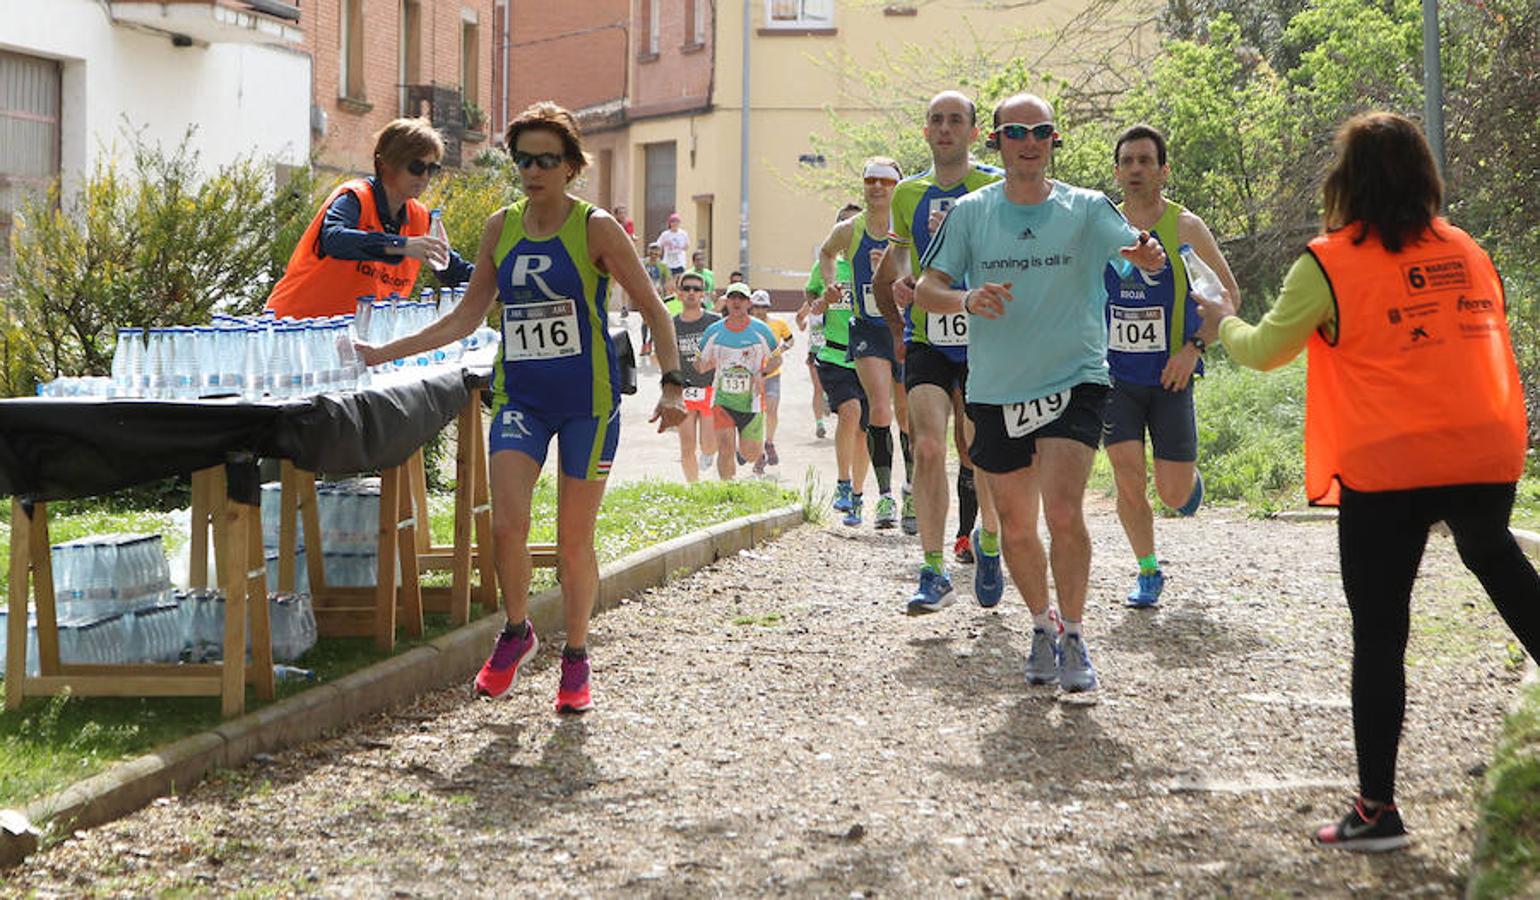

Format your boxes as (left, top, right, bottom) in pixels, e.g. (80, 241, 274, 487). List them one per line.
(462, 100, 487, 142)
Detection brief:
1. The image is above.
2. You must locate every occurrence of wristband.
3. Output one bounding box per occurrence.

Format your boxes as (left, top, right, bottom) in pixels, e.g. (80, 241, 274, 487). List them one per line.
(961, 289, 975, 315)
(1190, 336, 1208, 355)
(660, 369, 688, 388)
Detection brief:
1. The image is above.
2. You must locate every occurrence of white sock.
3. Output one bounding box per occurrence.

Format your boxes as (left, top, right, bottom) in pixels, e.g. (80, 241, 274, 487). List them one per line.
(1032, 610, 1053, 633)
(1062, 618, 1082, 637)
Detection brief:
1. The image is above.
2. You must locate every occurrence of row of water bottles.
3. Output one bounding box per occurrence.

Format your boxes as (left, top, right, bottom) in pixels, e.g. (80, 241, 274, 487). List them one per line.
(260, 478, 381, 554)
(181, 589, 317, 664)
(51, 534, 173, 620)
(103, 288, 492, 402)
(0, 591, 316, 675)
(0, 590, 319, 676)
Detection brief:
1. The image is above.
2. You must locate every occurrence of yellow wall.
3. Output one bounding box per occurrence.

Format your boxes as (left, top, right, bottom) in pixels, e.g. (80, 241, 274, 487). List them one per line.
(608, 0, 1147, 293)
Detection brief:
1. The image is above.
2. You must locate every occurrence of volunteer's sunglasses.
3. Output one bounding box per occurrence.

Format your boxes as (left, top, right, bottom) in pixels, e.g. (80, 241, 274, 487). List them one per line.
(406, 159, 444, 177)
(512, 151, 566, 171)
(993, 122, 1056, 142)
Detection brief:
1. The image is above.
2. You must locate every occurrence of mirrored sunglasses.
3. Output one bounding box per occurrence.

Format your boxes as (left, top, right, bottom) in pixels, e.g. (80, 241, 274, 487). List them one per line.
(513, 151, 565, 171)
(995, 122, 1055, 142)
(406, 159, 444, 177)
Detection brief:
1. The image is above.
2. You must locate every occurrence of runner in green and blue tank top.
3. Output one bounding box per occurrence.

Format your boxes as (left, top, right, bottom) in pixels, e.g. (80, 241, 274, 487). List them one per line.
(809, 203, 870, 520)
(868, 91, 1005, 615)
(358, 101, 686, 715)
(823, 159, 908, 529)
(1100, 124, 1239, 608)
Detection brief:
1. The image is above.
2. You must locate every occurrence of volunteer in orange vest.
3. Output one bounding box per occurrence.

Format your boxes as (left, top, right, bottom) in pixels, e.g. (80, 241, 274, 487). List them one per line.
(266, 117, 473, 319)
(1198, 111, 1538, 854)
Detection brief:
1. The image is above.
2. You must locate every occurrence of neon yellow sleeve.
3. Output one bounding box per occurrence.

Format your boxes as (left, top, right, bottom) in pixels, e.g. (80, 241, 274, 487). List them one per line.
(1219, 253, 1336, 371)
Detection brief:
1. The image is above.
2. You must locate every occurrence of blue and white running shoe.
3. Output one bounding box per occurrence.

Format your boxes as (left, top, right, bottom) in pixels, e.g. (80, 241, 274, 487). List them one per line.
(842, 495, 864, 527)
(832, 481, 853, 513)
(1175, 471, 1204, 517)
(1059, 633, 1098, 693)
(906, 568, 956, 615)
(1125, 570, 1165, 608)
(971, 526, 1003, 608)
(1025, 627, 1060, 685)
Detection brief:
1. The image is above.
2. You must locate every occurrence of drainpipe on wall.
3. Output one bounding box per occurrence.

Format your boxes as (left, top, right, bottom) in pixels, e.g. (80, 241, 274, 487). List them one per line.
(500, 0, 510, 139)
(738, 0, 751, 274)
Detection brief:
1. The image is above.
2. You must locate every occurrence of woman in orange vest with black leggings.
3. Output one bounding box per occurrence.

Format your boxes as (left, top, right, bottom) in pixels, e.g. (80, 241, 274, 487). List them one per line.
(267, 118, 472, 319)
(1199, 111, 1538, 853)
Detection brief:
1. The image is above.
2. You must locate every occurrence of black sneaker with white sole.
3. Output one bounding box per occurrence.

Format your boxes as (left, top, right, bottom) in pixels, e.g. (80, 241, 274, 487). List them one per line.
(1313, 797, 1409, 852)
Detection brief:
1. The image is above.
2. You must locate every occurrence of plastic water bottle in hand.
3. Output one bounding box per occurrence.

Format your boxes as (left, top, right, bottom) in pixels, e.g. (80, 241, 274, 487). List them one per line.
(427, 209, 450, 272)
(1180, 244, 1224, 305)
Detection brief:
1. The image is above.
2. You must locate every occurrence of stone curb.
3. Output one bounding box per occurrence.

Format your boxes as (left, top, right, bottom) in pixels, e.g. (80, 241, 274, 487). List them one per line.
(3, 503, 805, 861)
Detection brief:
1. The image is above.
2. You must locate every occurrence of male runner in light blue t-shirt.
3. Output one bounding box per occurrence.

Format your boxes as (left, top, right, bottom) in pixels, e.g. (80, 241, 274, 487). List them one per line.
(916, 92, 1166, 694)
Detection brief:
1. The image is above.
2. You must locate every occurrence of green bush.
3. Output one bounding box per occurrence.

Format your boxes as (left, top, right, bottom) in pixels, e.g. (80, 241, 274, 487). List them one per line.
(1193, 354, 1307, 511)
(5, 128, 306, 384)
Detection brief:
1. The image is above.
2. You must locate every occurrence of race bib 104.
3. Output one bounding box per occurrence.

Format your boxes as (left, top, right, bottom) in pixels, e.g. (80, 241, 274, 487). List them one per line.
(1109, 305, 1167, 354)
(927, 310, 968, 347)
(503, 299, 581, 362)
(1003, 389, 1071, 438)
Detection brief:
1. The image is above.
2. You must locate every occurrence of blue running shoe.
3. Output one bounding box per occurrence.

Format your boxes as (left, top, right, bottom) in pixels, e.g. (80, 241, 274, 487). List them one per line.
(1125, 570, 1165, 608)
(971, 526, 1004, 608)
(1059, 633, 1098, 692)
(1175, 470, 1204, 517)
(842, 495, 864, 527)
(833, 481, 853, 512)
(906, 567, 955, 615)
(1025, 627, 1060, 685)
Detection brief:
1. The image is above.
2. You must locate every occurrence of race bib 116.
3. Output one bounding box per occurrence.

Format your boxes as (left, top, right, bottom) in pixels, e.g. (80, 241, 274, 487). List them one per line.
(503, 299, 581, 362)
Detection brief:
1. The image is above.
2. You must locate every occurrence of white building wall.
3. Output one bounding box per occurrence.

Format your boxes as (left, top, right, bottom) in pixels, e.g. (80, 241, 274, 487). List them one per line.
(0, 0, 309, 195)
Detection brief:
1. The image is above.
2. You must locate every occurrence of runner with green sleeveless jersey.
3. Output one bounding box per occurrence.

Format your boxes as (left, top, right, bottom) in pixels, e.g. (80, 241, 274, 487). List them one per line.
(810, 203, 869, 522)
(870, 90, 1006, 613)
(823, 158, 906, 529)
(359, 102, 687, 713)
(1102, 124, 1239, 608)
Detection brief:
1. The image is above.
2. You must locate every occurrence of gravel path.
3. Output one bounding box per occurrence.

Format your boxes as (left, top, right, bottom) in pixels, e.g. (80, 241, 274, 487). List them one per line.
(7, 496, 1525, 897)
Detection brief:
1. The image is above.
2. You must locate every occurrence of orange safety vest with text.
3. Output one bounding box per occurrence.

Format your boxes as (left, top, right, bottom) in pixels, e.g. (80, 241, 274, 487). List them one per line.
(1303, 219, 1528, 506)
(265, 178, 429, 319)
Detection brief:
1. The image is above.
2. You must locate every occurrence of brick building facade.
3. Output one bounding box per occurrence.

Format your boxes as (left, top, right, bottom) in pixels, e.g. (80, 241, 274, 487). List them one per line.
(302, 0, 499, 174)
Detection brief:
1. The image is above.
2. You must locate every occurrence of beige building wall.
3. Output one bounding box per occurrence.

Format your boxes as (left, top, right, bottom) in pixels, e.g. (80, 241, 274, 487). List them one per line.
(582, 0, 1148, 300)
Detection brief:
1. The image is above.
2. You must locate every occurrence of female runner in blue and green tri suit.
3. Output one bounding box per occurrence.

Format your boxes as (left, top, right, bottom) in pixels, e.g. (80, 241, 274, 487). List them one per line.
(359, 102, 687, 714)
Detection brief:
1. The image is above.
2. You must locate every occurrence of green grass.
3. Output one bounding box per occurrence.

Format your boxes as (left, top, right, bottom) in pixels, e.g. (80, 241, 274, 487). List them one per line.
(0, 477, 794, 808)
(1472, 680, 1540, 899)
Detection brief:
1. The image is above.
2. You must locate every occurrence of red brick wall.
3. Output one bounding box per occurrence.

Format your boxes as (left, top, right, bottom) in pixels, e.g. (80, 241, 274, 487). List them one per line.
(631, 0, 714, 118)
(508, 1, 628, 121)
(303, 0, 498, 174)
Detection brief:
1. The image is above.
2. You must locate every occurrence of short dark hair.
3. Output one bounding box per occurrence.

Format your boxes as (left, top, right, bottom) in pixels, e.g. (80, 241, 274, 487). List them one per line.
(1322, 111, 1442, 254)
(504, 101, 589, 182)
(730, 270, 744, 281)
(837, 202, 862, 221)
(1114, 124, 1167, 167)
(677, 271, 705, 289)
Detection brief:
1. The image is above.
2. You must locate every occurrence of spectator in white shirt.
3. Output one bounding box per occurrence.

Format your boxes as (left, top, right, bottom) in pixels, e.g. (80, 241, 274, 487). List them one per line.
(657, 212, 691, 274)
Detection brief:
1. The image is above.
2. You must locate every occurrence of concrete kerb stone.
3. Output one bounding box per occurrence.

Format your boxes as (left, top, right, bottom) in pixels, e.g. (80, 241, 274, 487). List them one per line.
(214, 684, 344, 768)
(0, 503, 805, 866)
(23, 731, 226, 838)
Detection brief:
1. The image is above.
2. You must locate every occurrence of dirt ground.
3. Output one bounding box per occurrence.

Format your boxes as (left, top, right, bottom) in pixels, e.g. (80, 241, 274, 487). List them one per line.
(6, 495, 1523, 898)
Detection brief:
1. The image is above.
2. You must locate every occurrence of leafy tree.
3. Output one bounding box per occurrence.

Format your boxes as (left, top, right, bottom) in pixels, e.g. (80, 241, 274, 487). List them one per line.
(7, 128, 289, 381)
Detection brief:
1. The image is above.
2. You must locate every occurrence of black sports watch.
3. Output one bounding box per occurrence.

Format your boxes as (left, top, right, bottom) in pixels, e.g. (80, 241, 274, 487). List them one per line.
(1190, 336, 1208, 355)
(660, 369, 689, 388)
